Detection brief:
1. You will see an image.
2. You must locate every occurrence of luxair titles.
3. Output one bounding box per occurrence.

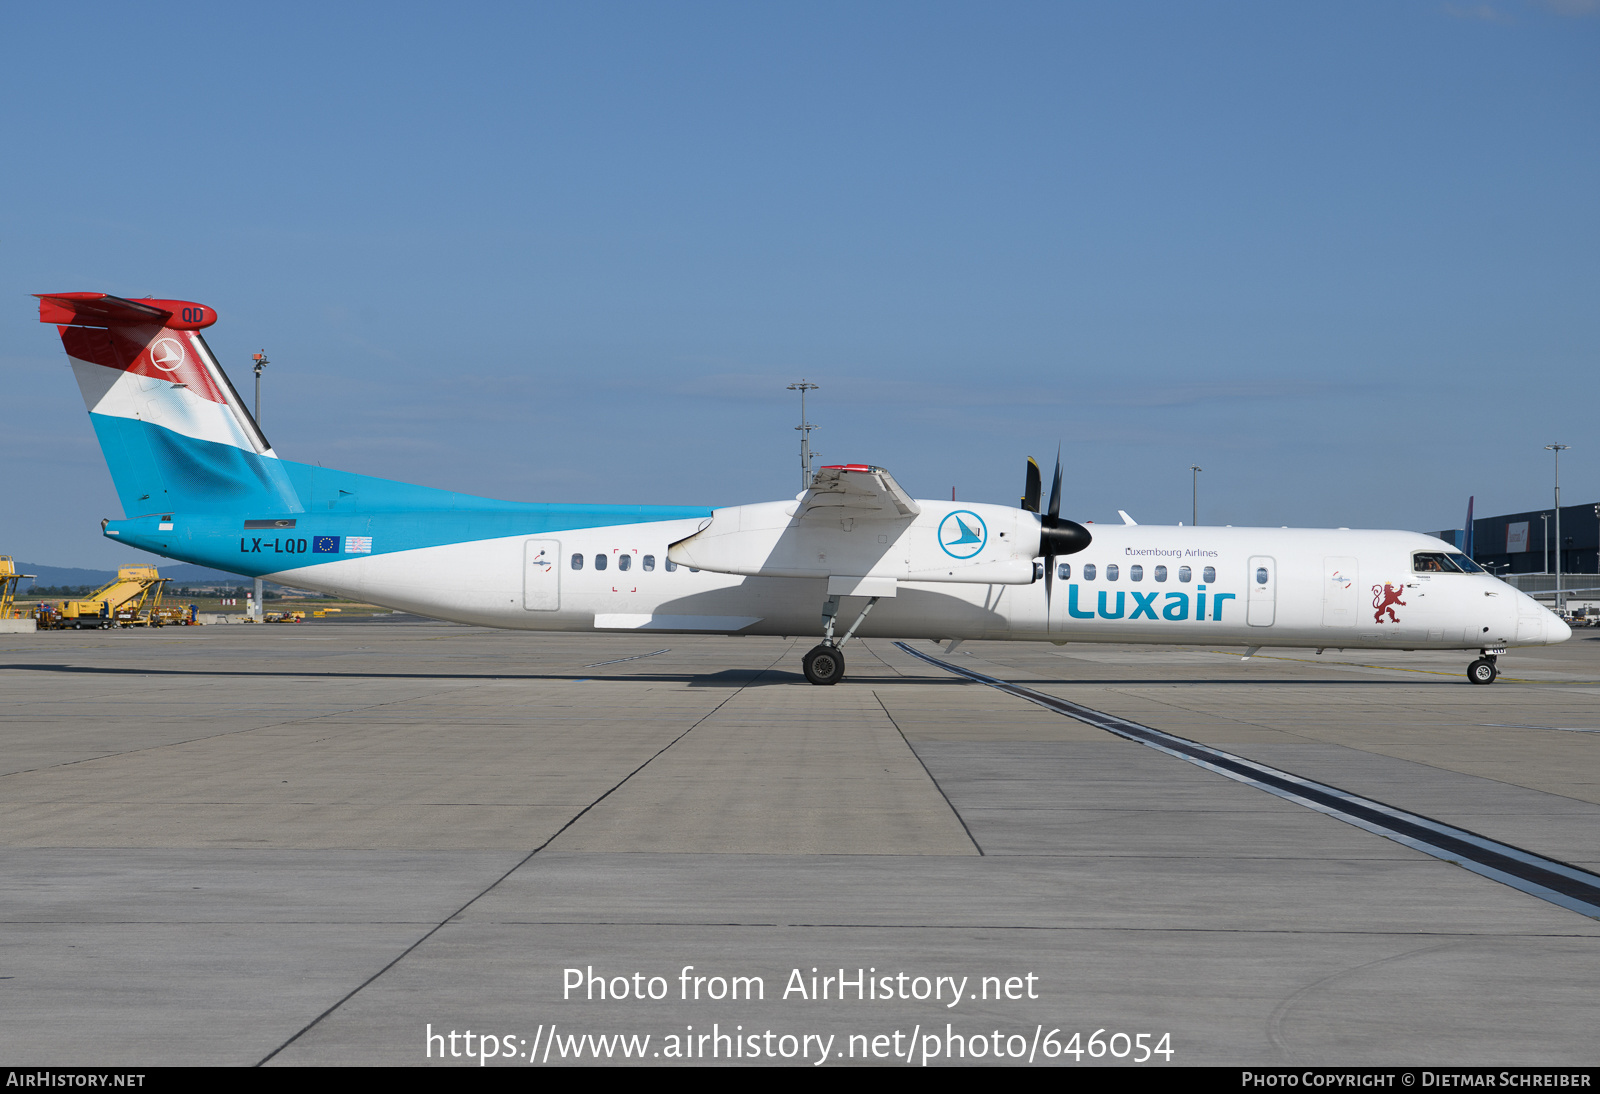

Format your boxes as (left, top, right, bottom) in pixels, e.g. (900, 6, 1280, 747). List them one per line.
(1061, 546, 1229, 622)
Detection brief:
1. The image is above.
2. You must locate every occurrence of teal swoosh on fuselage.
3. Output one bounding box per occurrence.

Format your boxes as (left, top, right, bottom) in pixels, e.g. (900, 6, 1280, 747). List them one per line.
(93, 414, 713, 577)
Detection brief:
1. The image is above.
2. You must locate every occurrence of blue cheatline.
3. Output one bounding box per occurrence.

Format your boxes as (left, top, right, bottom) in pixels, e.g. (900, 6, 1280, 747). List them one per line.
(90, 414, 713, 578)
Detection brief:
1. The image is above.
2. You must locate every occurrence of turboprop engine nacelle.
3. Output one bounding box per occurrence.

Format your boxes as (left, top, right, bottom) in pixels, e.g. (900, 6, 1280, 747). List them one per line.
(667, 498, 1043, 585)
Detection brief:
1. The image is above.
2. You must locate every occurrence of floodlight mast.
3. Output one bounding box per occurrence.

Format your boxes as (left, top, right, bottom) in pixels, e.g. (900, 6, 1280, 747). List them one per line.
(251, 350, 269, 623)
(253, 351, 268, 426)
(1546, 444, 1568, 612)
(789, 380, 819, 491)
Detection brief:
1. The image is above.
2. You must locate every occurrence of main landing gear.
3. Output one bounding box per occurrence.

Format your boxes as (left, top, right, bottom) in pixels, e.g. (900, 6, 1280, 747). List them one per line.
(1467, 654, 1498, 685)
(802, 593, 882, 685)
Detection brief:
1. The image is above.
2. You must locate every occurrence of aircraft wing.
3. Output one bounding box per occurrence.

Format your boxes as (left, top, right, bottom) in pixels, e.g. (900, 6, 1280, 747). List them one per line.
(797, 465, 921, 519)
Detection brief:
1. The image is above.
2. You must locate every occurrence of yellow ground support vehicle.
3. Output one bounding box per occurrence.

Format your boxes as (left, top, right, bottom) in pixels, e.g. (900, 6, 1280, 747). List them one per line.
(39, 565, 172, 629)
(0, 557, 37, 620)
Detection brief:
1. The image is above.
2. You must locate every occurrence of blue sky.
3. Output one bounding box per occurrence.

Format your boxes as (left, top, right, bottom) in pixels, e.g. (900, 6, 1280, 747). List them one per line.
(3, 0, 1596, 567)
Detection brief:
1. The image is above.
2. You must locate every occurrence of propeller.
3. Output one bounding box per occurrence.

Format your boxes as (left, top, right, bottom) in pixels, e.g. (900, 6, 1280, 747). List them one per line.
(1022, 457, 1041, 513)
(1026, 450, 1092, 604)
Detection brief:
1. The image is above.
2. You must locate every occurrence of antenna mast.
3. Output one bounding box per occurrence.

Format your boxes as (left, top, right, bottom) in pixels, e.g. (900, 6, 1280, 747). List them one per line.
(788, 380, 819, 490)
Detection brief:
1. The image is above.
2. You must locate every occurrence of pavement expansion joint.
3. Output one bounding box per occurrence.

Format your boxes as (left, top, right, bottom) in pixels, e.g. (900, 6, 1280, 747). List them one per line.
(252, 641, 795, 1066)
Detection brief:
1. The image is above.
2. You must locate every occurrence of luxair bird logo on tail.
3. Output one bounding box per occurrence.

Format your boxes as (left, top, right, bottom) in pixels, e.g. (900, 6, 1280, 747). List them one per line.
(938, 510, 988, 559)
(1372, 583, 1405, 623)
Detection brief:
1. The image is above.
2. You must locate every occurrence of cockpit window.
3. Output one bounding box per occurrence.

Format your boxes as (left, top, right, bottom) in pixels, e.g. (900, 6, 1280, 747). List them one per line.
(1413, 552, 1462, 574)
(1446, 553, 1484, 574)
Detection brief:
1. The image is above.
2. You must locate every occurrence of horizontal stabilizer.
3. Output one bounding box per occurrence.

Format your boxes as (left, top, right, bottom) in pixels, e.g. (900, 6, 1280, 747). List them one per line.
(37, 292, 217, 330)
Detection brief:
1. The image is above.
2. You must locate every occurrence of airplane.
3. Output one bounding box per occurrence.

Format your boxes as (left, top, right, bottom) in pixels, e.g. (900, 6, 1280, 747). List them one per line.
(36, 291, 1570, 686)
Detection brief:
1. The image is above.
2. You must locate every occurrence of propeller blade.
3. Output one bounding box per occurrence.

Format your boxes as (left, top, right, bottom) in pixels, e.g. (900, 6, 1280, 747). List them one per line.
(1033, 443, 1089, 613)
(1022, 457, 1041, 513)
(1047, 449, 1062, 522)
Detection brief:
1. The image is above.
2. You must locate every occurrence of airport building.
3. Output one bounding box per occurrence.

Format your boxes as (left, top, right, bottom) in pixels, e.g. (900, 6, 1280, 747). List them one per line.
(1436, 502, 1600, 577)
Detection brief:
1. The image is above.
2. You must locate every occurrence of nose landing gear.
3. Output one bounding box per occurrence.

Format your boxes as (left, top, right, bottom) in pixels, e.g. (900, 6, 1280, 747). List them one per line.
(1467, 654, 1498, 685)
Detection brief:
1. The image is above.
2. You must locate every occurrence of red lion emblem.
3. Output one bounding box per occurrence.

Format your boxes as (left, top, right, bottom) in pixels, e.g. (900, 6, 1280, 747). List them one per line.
(1372, 583, 1405, 623)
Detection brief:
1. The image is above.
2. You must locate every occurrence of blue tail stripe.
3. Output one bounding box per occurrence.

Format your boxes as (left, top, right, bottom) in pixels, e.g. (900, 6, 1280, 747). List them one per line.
(92, 415, 713, 577)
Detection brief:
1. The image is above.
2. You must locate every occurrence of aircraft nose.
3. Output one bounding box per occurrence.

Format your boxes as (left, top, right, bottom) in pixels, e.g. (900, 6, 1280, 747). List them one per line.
(1547, 613, 1573, 645)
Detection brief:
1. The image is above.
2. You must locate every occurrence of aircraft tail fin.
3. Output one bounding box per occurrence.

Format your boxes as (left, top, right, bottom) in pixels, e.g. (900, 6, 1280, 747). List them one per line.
(1464, 495, 1475, 557)
(38, 292, 302, 516)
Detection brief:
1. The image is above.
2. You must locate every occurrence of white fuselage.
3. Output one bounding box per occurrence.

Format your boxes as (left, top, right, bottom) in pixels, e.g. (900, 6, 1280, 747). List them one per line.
(267, 519, 1567, 651)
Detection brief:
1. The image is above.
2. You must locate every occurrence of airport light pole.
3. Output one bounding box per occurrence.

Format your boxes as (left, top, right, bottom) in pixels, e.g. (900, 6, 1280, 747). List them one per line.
(252, 350, 269, 623)
(1546, 444, 1568, 612)
(788, 380, 819, 491)
(1189, 466, 1202, 526)
(253, 351, 268, 426)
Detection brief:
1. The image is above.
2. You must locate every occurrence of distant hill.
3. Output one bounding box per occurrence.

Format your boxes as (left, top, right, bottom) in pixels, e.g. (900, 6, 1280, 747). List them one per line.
(14, 562, 258, 591)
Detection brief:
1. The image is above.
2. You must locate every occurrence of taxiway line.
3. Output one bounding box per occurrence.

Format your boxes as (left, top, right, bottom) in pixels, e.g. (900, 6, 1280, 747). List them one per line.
(895, 641, 1600, 920)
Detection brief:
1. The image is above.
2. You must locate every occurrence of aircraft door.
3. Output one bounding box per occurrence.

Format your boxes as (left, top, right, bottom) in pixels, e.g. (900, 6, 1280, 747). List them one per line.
(1322, 557, 1359, 627)
(1247, 555, 1276, 627)
(523, 539, 560, 611)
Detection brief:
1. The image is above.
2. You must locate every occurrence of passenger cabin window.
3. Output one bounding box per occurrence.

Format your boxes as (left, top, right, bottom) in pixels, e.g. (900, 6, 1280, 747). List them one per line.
(1057, 563, 1070, 580)
(617, 554, 631, 572)
(1202, 566, 1216, 582)
(1129, 565, 1143, 581)
(665, 559, 678, 572)
(1447, 552, 1484, 573)
(1106, 564, 1119, 581)
(594, 554, 607, 571)
(570, 553, 583, 570)
(643, 555, 656, 571)
(1255, 567, 1269, 584)
(1155, 565, 1167, 582)
(1083, 564, 1096, 580)
(1178, 566, 1191, 582)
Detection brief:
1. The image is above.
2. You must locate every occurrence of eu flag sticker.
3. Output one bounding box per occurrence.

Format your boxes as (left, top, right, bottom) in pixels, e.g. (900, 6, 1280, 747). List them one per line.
(344, 536, 373, 554)
(312, 536, 340, 554)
